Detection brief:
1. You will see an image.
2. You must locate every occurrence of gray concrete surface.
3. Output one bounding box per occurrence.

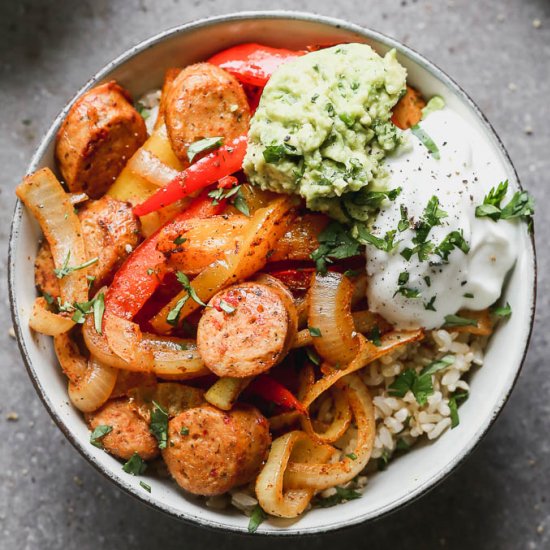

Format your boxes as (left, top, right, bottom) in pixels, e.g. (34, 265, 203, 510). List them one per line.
(1, 1, 548, 548)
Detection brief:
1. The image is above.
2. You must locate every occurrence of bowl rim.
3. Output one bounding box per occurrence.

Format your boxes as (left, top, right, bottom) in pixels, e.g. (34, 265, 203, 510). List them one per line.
(8, 9, 537, 536)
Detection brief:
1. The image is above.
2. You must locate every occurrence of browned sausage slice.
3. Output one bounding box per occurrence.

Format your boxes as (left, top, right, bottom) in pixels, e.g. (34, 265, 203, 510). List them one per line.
(197, 282, 293, 378)
(77, 196, 141, 290)
(86, 399, 159, 461)
(165, 63, 250, 163)
(56, 81, 147, 198)
(162, 404, 270, 495)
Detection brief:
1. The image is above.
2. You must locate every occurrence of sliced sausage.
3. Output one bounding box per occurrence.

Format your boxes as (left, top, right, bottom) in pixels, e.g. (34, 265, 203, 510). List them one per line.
(56, 81, 147, 198)
(165, 63, 250, 163)
(34, 196, 140, 296)
(197, 282, 294, 378)
(76, 196, 141, 290)
(162, 404, 270, 495)
(86, 398, 159, 461)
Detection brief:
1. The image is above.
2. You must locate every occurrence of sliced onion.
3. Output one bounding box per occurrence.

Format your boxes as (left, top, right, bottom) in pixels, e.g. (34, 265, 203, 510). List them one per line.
(204, 377, 253, 411)
(308, 272, 359, 365)
(255, 431, 334, 518)
(54, 332, 117, 412)
(83, 314, 208, 377)
(293, 310, 392, 349)
(127, 148, 180, 187)
(16, 168, 89, 306)
(30, 297, 75, 336)
(300, 385, 352, 445)
(151, 197, 295, 333)
(285, 374, 375, 491)
(68, 356, 118, 413)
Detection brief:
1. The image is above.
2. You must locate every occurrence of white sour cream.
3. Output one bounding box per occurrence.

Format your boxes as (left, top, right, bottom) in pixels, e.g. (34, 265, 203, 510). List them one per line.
(365, 108, 520, 329)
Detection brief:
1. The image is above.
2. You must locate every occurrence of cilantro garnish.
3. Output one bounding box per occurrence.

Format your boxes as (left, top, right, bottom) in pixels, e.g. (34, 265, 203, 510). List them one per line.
(434, 230, 470, 262)
(263, 143, 301, 164)
(367, 325, 381, 347)
(167, 271, 208, 325)
(149, 400, 168, 449)
(355, 225, 399, 253)
(449, 390, 469, 428)
(305, 347, 321, 366)
(173, 235, 187, 245)
(187, 136, 223, 163)
(351, 187, 402, 211)
(135, 102, 150, 120)
(122, 453, 147, 475)
(389, 355, 454, 406)
(90, 425, 112, 448)
(54, 251, 98, 279)
(314, 486, 362, 508)
(248, 505, 267, 533)
(396, 438, 411, 452)
(443, 314, 478, 327)
(139, 481, 151, 493)
(398, 204, 409, 232)
(378, 449, 391, 471)
(310, 222, 361, 274)
(308, 326, 322, 337)
(65, 292, 104, 334)
(43, 291, 54, 305)
(398, 272, 409, 286)
(475, 180, 534, 227)
(180, 426, 190, 436)
(424, 296, 437, 311)
(207, 184, 250, 216)
(395, 287, 421, 299)
(492, 302, 512, 318)
(346, 452, 357, 460)
(411, 124, 440, 159)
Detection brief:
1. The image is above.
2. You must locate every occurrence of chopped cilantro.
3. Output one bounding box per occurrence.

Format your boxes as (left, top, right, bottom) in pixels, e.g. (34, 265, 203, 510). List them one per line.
(444, 314, 478, 327)
(207, 184, 250, 216)
(308, 326, 322, 337)
(173, 235, 187, 245)
(54, 252, 98, 279)
(411, 124, 440, 159)
(314, 486, 362, 508)
(343, 269, 362, 278)
(122, 452, 147, 475)
(90, 425, 112, 448)
(43, 292, 54, 305)
(355, 225, 399, 253)
(396, 437, 411, 452)
(398, 204, 409, 232)
(449, 390, 469, 428)
(463, 292, 474, 298)
(398, 272, 409, 286)
(435, 230, 470, 262)
(424, 276, 431, 287)
(475, 180, 534, 225)
(305, 347, 321, 366)
(310, 222, 361, 274)
(263, 143, 301, 164)
(346, 452, 357, 460)
(378, 449, 391, 471)
(187, 136, 223, 163)
(424, 296, 437, 311)
(248, 504, 267, 533)
(368, 325, 381, 347)
(492, 302, 512, 318)
(139, 481, 151, 493)
(395, 287, 420, 299)
(180, 426, 190, 436)
(149, 400, 169, 449)
(176, 271, 207, 306)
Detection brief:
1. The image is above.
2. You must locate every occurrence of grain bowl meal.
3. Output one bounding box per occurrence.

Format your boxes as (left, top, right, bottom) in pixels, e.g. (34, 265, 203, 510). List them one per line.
(16, 40, 534, 531)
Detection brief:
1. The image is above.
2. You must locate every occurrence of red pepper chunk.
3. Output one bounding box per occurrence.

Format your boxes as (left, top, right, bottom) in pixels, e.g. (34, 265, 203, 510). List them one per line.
(209, 43, 304, 87)
(133, 135, 247, 217)
(249, 375, 306, 414)
(104, 191, 225, 321)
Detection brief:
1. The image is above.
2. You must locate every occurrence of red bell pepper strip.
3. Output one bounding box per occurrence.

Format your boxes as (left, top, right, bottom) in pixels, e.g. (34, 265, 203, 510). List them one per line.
(133, 135, 247, 217)
(105, 190, 225, 321)
(249, 375, 306, 414)
(208, 43, 304, 87)
(268, 268, 315, 291)
(217, 175, 238, 189)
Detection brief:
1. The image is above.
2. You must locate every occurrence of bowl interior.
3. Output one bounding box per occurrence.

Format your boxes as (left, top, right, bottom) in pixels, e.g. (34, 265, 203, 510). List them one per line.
(9, 12, 536, 535)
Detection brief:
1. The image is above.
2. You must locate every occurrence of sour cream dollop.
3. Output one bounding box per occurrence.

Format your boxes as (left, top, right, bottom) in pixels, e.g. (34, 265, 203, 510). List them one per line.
(365, 108, 520, 329)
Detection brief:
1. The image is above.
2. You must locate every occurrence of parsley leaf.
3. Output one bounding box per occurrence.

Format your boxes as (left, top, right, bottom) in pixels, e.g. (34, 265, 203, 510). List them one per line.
(263, 143, 301, 164)
(122, 452, 147, 475)
(166, 295, 188, 326)
(187, 136, 223, 163)
(492, 302, 512, 318)
(475, 180, 534, 225)
(411, 124, 440, 159)
(308, 326, 322, 337)
(449, 390, 469, 428)
(174, 270, 207, 311)
(355, 225, 399, 253)
(90, 425, 112, 448)
(248, 505, 267, 533)
(207, 184, 250, 216)
(444, 314, 478, 327)
(149, 400, 169, 449)
(54, 252, 98, 279)
(310, 222, 361, 274)
(314, 486, 362, 508)
(140, 481, 151, 493)
(435, 230, 470, 262)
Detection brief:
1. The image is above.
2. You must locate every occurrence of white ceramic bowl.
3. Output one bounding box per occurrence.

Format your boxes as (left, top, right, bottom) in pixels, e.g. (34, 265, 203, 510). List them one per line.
(9, 11, 536, 536)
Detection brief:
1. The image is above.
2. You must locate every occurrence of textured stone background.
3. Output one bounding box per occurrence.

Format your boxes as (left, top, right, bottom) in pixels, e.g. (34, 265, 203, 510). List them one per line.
(1, 1, 548, 548)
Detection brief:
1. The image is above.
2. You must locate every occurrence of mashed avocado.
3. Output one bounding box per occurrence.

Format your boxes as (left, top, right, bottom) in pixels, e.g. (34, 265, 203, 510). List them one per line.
(243, 43, 407, 221)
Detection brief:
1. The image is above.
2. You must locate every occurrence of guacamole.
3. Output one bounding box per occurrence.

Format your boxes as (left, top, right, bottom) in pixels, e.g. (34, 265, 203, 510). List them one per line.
(243, 43, 407, 221)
